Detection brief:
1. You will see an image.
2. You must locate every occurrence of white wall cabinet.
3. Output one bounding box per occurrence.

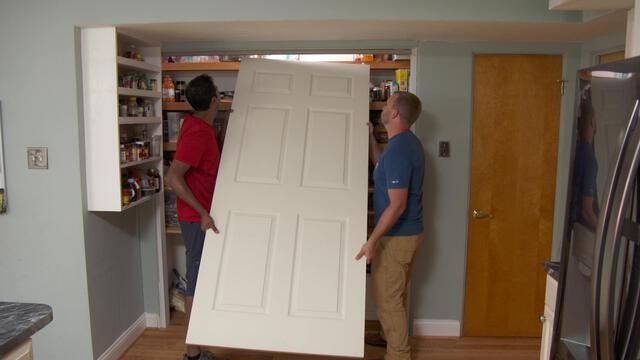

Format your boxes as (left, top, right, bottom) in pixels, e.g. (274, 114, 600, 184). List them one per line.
(540, 274, 558, 360)
(81, 27, 163, 212)
(80, 26, 170, 327)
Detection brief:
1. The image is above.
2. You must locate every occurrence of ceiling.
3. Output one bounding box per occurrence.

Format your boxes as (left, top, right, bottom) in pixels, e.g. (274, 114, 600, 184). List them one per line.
(119, 10, 627, 47)
(549, 0, 634, 10)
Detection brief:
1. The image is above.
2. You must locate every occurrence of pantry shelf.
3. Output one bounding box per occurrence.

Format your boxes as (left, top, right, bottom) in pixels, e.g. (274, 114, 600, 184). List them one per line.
(166, 225, 181, 234)
(370, 102, 386, 110)
(117, 56, 161, 73)
(118, 116, 162, 125)
(161, 60, 410, 72)
(162, 100, 233, 111)
(163, 62, 241, 72)
(120, 156, 162, 169)
(118, 87, 162, 98)
(369, 60, 410, 70)
(164, 142, 177, 151)
(121, 194, 154, 211)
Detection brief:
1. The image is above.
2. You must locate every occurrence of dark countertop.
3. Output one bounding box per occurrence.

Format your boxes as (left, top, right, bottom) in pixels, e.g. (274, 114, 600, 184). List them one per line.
(0, 302, 53, 355)
(543, 261, 560, 281)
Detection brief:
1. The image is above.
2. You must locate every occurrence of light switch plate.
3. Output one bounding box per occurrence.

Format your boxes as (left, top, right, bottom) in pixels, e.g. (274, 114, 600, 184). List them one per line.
(27, 147, 48, 169)
(439, 141, 450, 158)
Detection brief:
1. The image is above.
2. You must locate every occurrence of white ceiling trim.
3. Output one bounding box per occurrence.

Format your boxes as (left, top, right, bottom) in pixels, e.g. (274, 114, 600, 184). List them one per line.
(118, 12, 626, 45)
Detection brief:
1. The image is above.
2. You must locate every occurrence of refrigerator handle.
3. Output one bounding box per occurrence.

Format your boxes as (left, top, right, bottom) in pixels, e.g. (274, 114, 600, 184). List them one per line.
(592, 100, 640, 360)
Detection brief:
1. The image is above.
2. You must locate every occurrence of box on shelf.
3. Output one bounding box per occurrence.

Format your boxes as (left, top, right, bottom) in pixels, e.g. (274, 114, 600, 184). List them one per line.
(164, 112, 184, 143)
(395, 69, 409, 92)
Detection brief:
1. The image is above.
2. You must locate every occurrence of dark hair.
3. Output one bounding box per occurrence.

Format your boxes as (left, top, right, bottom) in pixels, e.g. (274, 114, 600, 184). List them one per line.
(393, 92, 422, 126)
(186, 74, 218, 111)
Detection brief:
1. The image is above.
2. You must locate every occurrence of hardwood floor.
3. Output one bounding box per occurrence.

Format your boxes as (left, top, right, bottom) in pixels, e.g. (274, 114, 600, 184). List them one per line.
(121, 312, 541, 359)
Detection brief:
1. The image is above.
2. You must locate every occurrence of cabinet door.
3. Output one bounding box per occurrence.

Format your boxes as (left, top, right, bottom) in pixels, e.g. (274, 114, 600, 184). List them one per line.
(540, 305, 554, 360)
(187, 59, 370, 357)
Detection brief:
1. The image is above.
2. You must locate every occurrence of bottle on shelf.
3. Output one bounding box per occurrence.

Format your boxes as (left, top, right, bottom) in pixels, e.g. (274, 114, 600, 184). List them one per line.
(162, 75, 175, 103)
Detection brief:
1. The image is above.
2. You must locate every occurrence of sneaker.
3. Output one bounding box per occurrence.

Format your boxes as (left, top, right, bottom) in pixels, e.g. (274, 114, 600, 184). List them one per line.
(365, 332, 387, 347)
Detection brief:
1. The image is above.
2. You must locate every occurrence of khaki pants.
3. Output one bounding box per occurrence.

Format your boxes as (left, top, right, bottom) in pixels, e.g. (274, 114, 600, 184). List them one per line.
(372, 233, 423, 360)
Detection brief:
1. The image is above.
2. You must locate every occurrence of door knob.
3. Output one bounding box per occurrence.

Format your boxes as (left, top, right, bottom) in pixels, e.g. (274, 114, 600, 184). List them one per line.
(472, 209, 493, 219)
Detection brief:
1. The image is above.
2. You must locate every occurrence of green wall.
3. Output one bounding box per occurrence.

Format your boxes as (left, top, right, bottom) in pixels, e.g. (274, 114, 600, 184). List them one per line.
(0, 0, 611, 358)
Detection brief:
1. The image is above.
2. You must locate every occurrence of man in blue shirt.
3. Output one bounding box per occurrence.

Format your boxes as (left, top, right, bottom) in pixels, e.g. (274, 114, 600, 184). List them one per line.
(356, 92, 425, 360)
(570, 102, 599, 232)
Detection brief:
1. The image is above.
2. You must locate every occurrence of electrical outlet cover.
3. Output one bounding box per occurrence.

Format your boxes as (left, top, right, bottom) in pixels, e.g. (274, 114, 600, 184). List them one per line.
(27, 147, 48, 169)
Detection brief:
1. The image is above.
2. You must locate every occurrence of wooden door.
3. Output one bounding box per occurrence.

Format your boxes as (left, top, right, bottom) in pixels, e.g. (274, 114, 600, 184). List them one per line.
(463, 54, 562, 337)
(187, 59, 369, 357)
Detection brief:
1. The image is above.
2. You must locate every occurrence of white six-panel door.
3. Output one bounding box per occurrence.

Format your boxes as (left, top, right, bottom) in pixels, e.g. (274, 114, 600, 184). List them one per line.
(187, 59, 369, 357)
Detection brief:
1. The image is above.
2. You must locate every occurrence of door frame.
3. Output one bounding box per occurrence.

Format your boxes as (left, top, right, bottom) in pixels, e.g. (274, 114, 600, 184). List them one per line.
(153, 43, 421, 329)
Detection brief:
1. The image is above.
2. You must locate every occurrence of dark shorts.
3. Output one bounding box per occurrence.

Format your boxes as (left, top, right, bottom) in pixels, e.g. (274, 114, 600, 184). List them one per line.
(180, 221, 206, 297)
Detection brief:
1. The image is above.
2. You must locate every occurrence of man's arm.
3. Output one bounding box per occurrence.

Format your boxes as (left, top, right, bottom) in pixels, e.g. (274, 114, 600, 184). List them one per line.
(369, 122, 382, 165)
(167, 160, 219, 233)
(355, 188, 408, 263)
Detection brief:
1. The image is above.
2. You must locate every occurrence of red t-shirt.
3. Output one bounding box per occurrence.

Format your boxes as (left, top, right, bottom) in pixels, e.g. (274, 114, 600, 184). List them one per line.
(174, 114, 220, 222)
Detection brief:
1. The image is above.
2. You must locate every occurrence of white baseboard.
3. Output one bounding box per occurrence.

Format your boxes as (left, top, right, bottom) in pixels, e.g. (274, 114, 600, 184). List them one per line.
(412, 319, 460, 337)
(97, 313, 147, 360)
(145, 312, 160, 328)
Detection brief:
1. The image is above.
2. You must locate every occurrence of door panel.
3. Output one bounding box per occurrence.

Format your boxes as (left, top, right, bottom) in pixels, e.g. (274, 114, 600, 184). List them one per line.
(464, 54, 562, 337)
(187, 59, 369, 357)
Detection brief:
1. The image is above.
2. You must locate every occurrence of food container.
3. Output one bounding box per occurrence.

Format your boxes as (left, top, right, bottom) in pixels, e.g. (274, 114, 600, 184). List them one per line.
(395, 69, 409, 92)
(141, 188, 156, 198)
(166, 112, 183, 142)
(127, 97, 138, 117)
(151, 135, 161, 157)
(143, 100, 154, 117)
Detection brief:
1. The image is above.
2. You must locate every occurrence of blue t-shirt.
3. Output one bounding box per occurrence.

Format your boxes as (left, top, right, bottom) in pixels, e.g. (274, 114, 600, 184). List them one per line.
(570, 138, 599, 230)
(373, 130, 425, 236)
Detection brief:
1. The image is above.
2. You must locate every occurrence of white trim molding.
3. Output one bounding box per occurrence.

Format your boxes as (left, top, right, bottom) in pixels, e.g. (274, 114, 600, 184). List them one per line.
(145, 312, 160, 328)
(413, 319, 461, 337)
(97, 313, 147, 360)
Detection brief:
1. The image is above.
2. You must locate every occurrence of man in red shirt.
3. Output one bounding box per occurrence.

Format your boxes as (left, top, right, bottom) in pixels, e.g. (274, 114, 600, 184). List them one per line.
(167, 74, 221, 360)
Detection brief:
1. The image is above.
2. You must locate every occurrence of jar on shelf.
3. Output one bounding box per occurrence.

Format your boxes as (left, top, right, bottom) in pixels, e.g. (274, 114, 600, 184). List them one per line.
(150, 78, 158, 92)
(129, 143, 138, 161)
(151, 135, 161, 157)
(122, 189, 132, 206)
(127, 97, 138, 117)
(143, 100, 154, 117)
(122, 75, 133, 89)
(175, 81, 186, 102)
(119, 102, 127, 117)
(125, 44, 137, 59)
(120, 144, 128, 163)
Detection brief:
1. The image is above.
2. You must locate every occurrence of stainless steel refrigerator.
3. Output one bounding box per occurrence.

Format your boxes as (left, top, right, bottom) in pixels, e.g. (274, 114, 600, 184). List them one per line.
(554, 56, 640, 359)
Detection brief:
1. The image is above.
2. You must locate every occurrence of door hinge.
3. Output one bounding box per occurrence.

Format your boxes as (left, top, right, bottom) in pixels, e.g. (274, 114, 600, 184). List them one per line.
(557, 80, 568, 96)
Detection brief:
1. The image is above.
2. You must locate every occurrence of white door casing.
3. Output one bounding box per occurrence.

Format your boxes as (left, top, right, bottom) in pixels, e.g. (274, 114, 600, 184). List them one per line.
(187, 59, 369, 357)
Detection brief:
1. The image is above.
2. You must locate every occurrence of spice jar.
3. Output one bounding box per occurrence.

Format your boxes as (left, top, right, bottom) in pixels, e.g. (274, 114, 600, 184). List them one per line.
(175, 81, 185, 102)
(127, 97, 138, 116)
(150, 78, 158, 91)
(122, 189, 132, 206)
(119, 103, 127, 117)
(143, 100, 154, 117)
(120, 144, 128, 163)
